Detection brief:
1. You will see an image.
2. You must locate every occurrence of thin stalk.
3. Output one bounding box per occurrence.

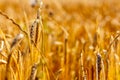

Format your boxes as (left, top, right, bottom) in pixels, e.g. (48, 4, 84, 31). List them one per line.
(0, 11, 27, 35)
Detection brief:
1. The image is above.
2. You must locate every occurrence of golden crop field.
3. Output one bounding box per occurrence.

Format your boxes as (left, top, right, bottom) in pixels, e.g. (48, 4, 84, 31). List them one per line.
(0, 0, 120, 80)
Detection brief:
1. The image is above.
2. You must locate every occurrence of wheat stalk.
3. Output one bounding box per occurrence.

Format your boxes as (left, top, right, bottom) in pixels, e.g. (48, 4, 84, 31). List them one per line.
(0, 11, 27, 35)
(96, 53, 102, 80)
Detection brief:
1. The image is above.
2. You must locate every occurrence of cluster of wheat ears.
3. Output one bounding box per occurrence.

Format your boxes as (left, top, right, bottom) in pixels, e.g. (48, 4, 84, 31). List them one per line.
(0, 0, 120, 80)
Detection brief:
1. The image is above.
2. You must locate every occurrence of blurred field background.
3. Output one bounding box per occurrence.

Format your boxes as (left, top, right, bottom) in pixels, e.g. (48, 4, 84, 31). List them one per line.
(0, 0, 120, 80)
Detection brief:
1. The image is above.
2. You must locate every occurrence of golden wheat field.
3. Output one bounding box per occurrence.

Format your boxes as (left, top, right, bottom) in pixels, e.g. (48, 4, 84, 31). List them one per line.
(0, 0, 120, 80)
